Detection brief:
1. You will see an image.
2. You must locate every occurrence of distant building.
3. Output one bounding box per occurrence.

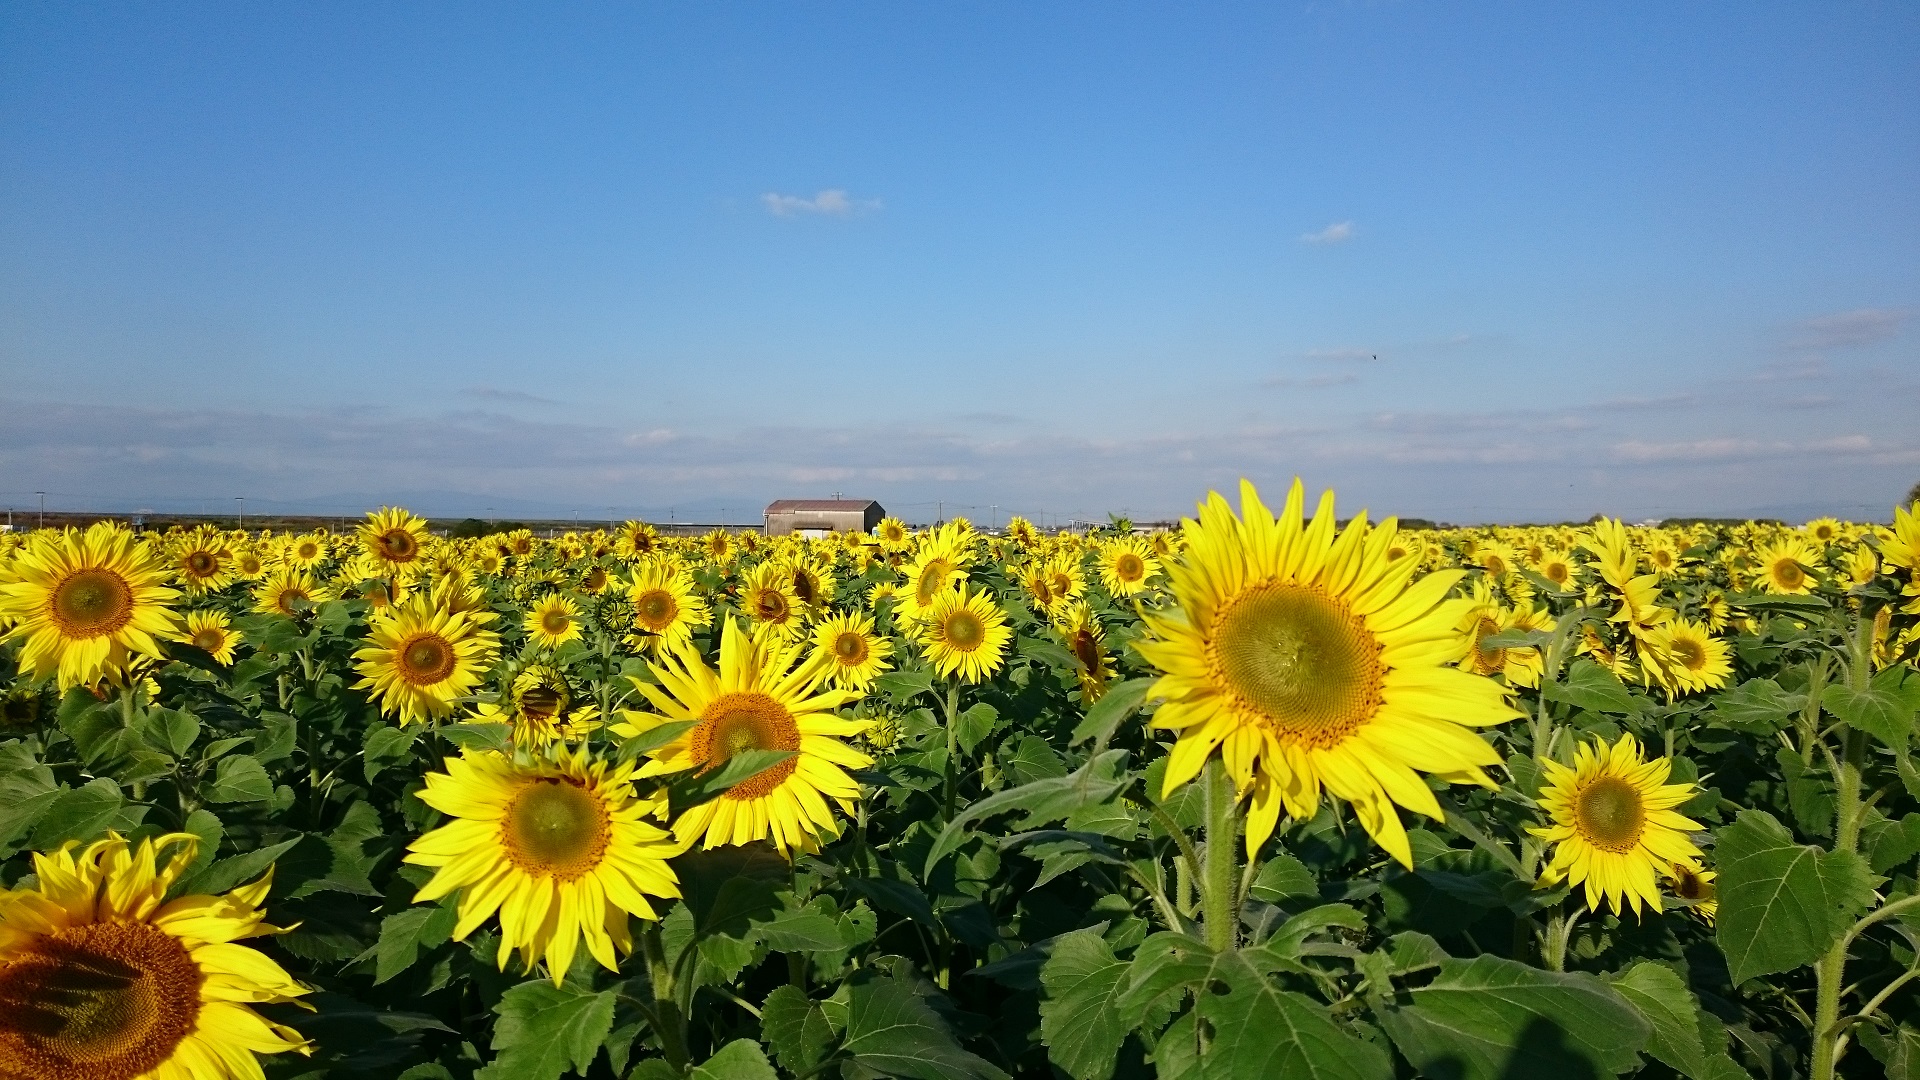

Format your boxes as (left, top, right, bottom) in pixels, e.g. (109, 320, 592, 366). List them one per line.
(764, 499, 885, 537)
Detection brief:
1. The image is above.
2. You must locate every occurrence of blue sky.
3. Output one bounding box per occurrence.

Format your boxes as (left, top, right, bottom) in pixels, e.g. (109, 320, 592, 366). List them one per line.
(2, 2, 1915, 525)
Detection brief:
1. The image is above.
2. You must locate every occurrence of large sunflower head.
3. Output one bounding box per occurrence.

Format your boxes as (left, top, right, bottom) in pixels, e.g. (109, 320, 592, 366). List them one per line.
(284, 532, 329, 570)
(0, 832, 309, 1080)
(353, 596, 501, 725)
(406, 745, 681, 984)
(874, 517, 912, 552)
(1098, 536, 1160, 598)
(738, 560, 804, 639)
(1530, 734, 1705, 916)
(1134, 478, 1520, 867)
(526, 594, 583, 650)
(0, 522, 184, 691)
(251, 567, 332, 620)
(624, 562, 710, 654)
(169, 525, 234, 595)
(358, 507, 431, 576)
(1755, 537, 1820, 595)
(615, 619, 872, 856)
(615, 521, 660, 561)
(809, 611, 894, 692)
(919, 583, 1014, 685)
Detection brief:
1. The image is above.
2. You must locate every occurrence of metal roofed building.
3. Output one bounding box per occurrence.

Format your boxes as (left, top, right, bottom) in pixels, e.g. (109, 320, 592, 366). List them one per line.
(763, 499, 885, 537)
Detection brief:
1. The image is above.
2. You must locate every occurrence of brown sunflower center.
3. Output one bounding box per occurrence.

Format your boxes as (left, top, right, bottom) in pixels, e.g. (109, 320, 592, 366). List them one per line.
(941, 608, 985, 651)
(540, 609, 571, 634)
(753, 588, 790, 623)
(50, 570, 135, 639)
(634, 589, 677, 629)
(185, 552, 216, 576)
(1671, 636, 1706, 670)
(584, 568, 607, 591)
(1048, 572, 1072, 596)
(1482, 554, 1508, 576)
(692, 692, 801, 800)
(916, 559, 953, 606)
(1671, 865, 1714, 901)
(518, 684, 565, 719)
(1574, 776, 1646, 852)
(1208, 582, 1385, 748)
(238, 554, 264, 575)
(833, 632, 868, 664)
(191, 628, 225, 653)
(0, 921, 201, 1080)
(1070, 628, 1102, 672)
(378, 529, 418, 561)
(793, 572, 816, 605)
(501, 779, 610, 879)
(1773, 559, 1804, 588)
(1544, 561, 1571, 585)
(1114, 553, 1144, 582)
(397, 634, 457, 686)
(297, 542, 319, 559)
(1471, 616, 1507, 675)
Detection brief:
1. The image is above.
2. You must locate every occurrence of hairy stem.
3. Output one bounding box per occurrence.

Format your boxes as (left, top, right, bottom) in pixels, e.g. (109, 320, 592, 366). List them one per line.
(639, 923, 689, 1069)
(1201, 759, 1240, 951)
(1809, 613, 1874, 1080)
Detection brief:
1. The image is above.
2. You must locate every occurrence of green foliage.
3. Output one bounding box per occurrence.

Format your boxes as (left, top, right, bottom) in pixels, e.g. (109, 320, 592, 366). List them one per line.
(1714, 810, 1875, 983)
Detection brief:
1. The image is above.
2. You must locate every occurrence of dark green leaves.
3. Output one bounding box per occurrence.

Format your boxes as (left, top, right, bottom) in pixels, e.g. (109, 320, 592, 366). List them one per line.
(1544, 659, 1642, 714)
(761, 985, 841, 1076)
(205, 753, 273, 803)
(924, 748, 1130, 874)
(1822, 664, 1920, 747)
(1376, 956, 1649, 1080)
(1192, 949, 1394, 1080)
(373, 903, 458, 984)
(1709, 678, 1807, 733)
(1038, 930, 1133, 1080)
(836, 975, 1010, 1080)
(1068, 677, 1153, 747)
(1714, 810, 1875, 983)
(1607, 962, 1746, 1080)
(475, 981, 615, 1080)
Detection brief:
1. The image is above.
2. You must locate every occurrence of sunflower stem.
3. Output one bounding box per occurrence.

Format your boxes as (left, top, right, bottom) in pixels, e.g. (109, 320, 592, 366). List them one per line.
(639, 922, 690, 1069)
(941, 680, 961, 821)
(1200, 758, 1240, 951)
(1809, 611, 1874, 1080)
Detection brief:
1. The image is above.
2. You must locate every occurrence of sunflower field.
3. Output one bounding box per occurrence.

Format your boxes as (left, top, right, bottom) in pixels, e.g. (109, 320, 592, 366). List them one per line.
(3, 484, 1920, 1080)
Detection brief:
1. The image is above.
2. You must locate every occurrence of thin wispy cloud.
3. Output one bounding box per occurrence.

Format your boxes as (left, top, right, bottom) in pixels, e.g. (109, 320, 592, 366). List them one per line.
(760, 189, 882, 217)
(1299, 221, 1354, 245)
(1264, 372, 1361, 389)
(460, 386, 558, 405)
(1782, 307, 1909, 351)
(1302, 347, 1379, 363)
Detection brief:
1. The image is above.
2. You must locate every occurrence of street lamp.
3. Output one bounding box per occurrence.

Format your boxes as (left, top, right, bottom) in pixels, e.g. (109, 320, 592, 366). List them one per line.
(236, 497, 245, 529)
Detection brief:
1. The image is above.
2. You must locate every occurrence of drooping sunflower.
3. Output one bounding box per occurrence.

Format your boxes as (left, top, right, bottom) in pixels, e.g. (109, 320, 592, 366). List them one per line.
(0, 522, 184, 691)
(1754, 536, 1820, 595)
(527, 594, 583, 650)
(474, 664, 599, 748)
(358, 507, 431, 579)
(624, 562, 710, 655)
(406, 746, 682, 985)
(251, 567, 332, 619)
(170, 525, 234, 595)
(1133, 479, 1521, 867)
(1666, 861, 1717, 925)
(185, 609, 241, 665)
(738, 560, 805, 640)
(1097, 536, 1160, 598)
(1054, 599, 1115, 701)
(0, 832, 310, 1080)
(354, 596, 500, 725)
(1530, 734, 1704, 916)
(618, 618, 872, 856)
(1638, 617, 1733, 697)
(918, 583, 1013, 684)
(809, 611, 894, 692)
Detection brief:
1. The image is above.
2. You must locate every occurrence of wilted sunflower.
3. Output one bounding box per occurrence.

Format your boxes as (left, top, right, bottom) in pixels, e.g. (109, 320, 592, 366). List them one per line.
(0, 522, 184, 691)
(1754, 536, 1820, 595)
(1097, 536, 1160, 597)
(185, 609, 241, 665)
(919, 583, 1013, 684)
(1531, 734, 1704, 916)
(809, 611, 893, 692)
(170, 525, 234, 595)
(406, 746, 681, 985)
(354, 596, 500, 725)
(252, 567, 332, 619)
(739, 560, 805, 640)
(527, 594, 583, 650)
(619, 618, 871, 856)
(358, 507, 431, 579)
(0, 832, 309, 1080)
(624, 562, 709, 654)
(1134, 479, 1520, 867)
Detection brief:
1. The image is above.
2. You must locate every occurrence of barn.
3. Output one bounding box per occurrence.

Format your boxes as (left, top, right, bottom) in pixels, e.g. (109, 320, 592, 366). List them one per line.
(763, 499, 885, 537)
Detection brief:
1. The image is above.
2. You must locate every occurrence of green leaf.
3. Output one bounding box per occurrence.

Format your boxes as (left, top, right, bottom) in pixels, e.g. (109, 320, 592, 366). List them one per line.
(1607, 962, 1742, 1080)
(1709, 678, 1807, 733)
(374, 903, 458, 984)
(874, 668, 936, 705)
(362, 723, 419, 784)
(0, 746, 60, 853)
(30, 778, 125, 848)
(676, 845, 788, 940)
(1249, 853, 1319, 903)
(476, 981, 616, 1080)
(924, 749, 1131, 876)
(1714, 810, 1876, 983)
(1544, 659, 1643, 714)
(1193, 949, 1394, 1080)
(1068, 678, 1153, 747)
(1376, 955, 1650, 1080)
(760, 985, 840, 1076)
(953, 702, 1000, 756)
(176, 807, 224, 885)
(441, 722, 513, 754)
(180, 836, 302, 897)
(1479, 628, 1552, 649)
(149, 708, 201, 758)
(753, 895, 852, 953)
(669, 748, 797, 809)
(838, 974, 1009, 1080)
(615, 719, 696, 762)
(1038, 929, 1132, 1080)
(205, 754, 273, 804)
(688, 1039, 779, 1080)
(1823, 665, 1919, 746)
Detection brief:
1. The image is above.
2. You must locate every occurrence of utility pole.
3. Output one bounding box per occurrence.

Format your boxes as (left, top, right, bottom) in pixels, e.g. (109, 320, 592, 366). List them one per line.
(990, 504, 998, 530)
(37, 491, 45, 529)
(937, 500, 943, 525)
(236, 497, 245, 529)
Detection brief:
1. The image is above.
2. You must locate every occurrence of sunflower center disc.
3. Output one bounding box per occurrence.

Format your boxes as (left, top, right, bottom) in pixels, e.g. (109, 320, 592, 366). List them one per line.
(186, 553, 215, 575)
(834, 633, 868, 663)
(542, 611, 570, 634)
(1472, 616, 1507, 675)
(636, 591, 675, 627)
(943, 610, 985, 650)
(1115, 554, 1143, 581)
(755, 590, 789, 622)
(1774, 560, 1803, 588)
(1070, 629, 1101, 671)
(1672, 638, 1706, 669)
(51, 570, 135, 638)
(193, 629, 224, 652)
(694, 692, 800, 800)
(399, 635, 456, 686)
(519, 685, 564, 719)
(503, 779, 610, 879)
(0, 921, 201, 1080)
(793, 574, 815, 604)
(380, 530, 416, 559)
(1209, 582, 1384, 747)
(1575, 777, 1646, 851)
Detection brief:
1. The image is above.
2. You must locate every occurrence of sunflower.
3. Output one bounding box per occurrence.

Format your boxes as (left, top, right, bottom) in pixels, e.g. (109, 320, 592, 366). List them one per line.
(231, 545, 267, 581)
(1473, 541, 1517, 577)
(251, 568, 332, 619)
(897, 545, 967, 624)
(1530, 734, 1704, 916)
(738, 560, 805, 640)
(0, 832, 309, 1080)
(614, 521, 660, 561)
(527, 594, 583, 650)
(1015, 562, 1063, 619)
(1755, 537, 1819, 595)
(1458, 581, 1551, 688)
(873, 517, 913, 552)
(1534, 548, 1579, 592)
(170, 526, 234, 595)
(354, 596, 500, 725)
(1133, 479, 1521, 867)
(809, 612, 894, 692)
(786, 556, 837, 616)
(918, 583, 1013, 684)
(1097, 536, 1160, 598)
(703, 530, 734, 564)
(624, 563, 709, 655)
(0, 522, 184, 691)
(284, 533, 329, 570)
(1054, 600, 1115, 701)
(405, 746, 681, 985)
(579, 564, 614, 595)
(617, 618, 872, 856)
(476, 664, 599, 748)
(1666, 861, 1717, 926)
(1638, 618, 1732, 697)
(185, 610, 241, 665)
(1803, 517, 1841, 546)
(1004, 516, 1039, 547)
(1042, 553, 1087, 609)
(358, 507, 431, 579)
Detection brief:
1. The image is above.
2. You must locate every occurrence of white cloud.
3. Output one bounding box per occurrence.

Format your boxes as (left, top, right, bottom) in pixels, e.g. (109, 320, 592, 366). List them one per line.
(760, 189, 881, 217)
(1783, 307, 1910, 351)
(1264, 372, 1360, 388)
(1302, 347, 1378, 363)
(1300, 221, 1354, 245)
